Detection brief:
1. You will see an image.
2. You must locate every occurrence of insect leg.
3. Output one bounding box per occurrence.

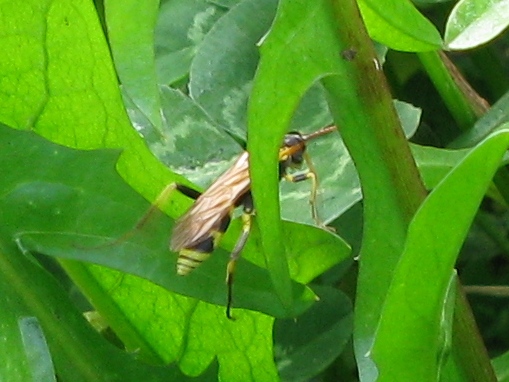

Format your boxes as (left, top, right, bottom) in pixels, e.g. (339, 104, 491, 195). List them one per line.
(83, 183, 192, 249)
(129, 183, 200, 232)
(117, 183, 203, 247)
(174, 184, 202, 200)
(283, 152, 323, 226)
(226, 193, 254, 319)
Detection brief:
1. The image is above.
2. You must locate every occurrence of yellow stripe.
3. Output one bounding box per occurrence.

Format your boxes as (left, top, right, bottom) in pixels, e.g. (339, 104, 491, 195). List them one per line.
(177, 250, 211, 275)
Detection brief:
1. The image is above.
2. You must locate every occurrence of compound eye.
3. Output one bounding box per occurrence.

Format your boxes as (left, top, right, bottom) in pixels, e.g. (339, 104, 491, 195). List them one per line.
(283, 132, 304, 147)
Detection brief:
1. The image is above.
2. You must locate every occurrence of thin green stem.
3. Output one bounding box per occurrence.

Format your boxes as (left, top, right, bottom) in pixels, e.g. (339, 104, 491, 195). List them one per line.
(418, 51, 488, 132)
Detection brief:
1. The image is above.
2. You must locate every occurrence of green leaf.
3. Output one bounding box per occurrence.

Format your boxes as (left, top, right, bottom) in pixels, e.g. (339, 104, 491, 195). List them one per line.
(372, 128, 509, 381)
(0, 284, 33, 382)
(155, 0, 226, 85)
(106, 0, 163, 132)
(394, 100, 421, 138)
(0, 0, 173, 206)
(18, 317, 57, 382)
(152, 86, 242, 184)
(0, 240, 219, 382)
(0, 125, 315, 319)
(125, 85, 353, 279)
(248, 0, 345, 319)
(0, 0, 351, 374)
(444, 0, 509, 50)
(357, 0, 443, 52)
(274, 286, 353, 382)
(282, 224, 351, 284)
(0, 123, 306, 380)
(449, 90, 509, 148)
(493, 350, 509, 382)
(411, 144, 470, 189)
(189, 0, 278, 137)
(0, 121, 349, 380)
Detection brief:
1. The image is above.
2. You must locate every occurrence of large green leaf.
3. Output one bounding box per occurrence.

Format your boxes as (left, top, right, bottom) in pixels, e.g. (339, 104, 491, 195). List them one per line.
(247, 0, 433, 319)
(0, 0, 173, 202)
(0, 0, 353, 378)
(0, 124, 283, 379)
(0, 240, 219, 382)
(372, 128, 509, 380)
(0, 125, 320, 319)
(0, 121, 352, 379)
(248, 0, 346, 319)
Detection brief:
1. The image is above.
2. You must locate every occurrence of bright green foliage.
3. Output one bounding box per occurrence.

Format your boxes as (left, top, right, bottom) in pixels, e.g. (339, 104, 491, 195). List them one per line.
(0, 0, 508, 381)
(358, 0, 442, 51)
(373, 128, 509, 381)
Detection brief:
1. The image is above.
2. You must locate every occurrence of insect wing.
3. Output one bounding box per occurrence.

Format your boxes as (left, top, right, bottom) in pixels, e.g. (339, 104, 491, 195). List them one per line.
(170, 152, 251, 251)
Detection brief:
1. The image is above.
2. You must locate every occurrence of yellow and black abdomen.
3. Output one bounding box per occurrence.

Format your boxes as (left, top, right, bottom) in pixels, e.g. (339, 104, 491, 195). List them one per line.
(175, 213, 232, 276)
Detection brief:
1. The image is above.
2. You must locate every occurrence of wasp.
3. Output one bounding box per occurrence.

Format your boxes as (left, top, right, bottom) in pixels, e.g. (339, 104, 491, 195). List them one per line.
(163, 125, 337, 319)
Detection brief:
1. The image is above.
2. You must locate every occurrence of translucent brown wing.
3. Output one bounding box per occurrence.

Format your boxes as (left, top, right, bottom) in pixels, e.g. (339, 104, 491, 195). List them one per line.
(170, 151, 251, 251)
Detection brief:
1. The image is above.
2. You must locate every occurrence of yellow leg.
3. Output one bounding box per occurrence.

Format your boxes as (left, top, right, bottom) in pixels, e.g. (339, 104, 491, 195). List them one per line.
(136, 182, 201, 230)
(302, 152, 322, 226)
(97, 182, 200, 249)
(134, 183, 178, 231)
(284, 153, 333, 231)
(81, 183, 180, 249)
(226, 211, 252, 320)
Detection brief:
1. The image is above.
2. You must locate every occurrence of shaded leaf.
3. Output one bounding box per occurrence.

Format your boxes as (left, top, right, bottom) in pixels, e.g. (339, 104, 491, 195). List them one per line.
(0, 241, 219, 382)
(18, 317, 57, 382)
(411, 144, 470, 189)
(155, 0, 226, 85)
(189, 0, 278, 137)
(274, 286, 353, 382)
(493, 351, 509, 382)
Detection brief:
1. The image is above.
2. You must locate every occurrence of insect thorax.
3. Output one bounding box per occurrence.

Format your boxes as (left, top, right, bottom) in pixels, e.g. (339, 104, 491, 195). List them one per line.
(279, 132, 307, 178)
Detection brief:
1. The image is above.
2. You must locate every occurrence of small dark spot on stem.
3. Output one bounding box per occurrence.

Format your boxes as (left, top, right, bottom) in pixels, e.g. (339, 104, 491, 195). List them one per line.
(341, 48, 357, 61)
